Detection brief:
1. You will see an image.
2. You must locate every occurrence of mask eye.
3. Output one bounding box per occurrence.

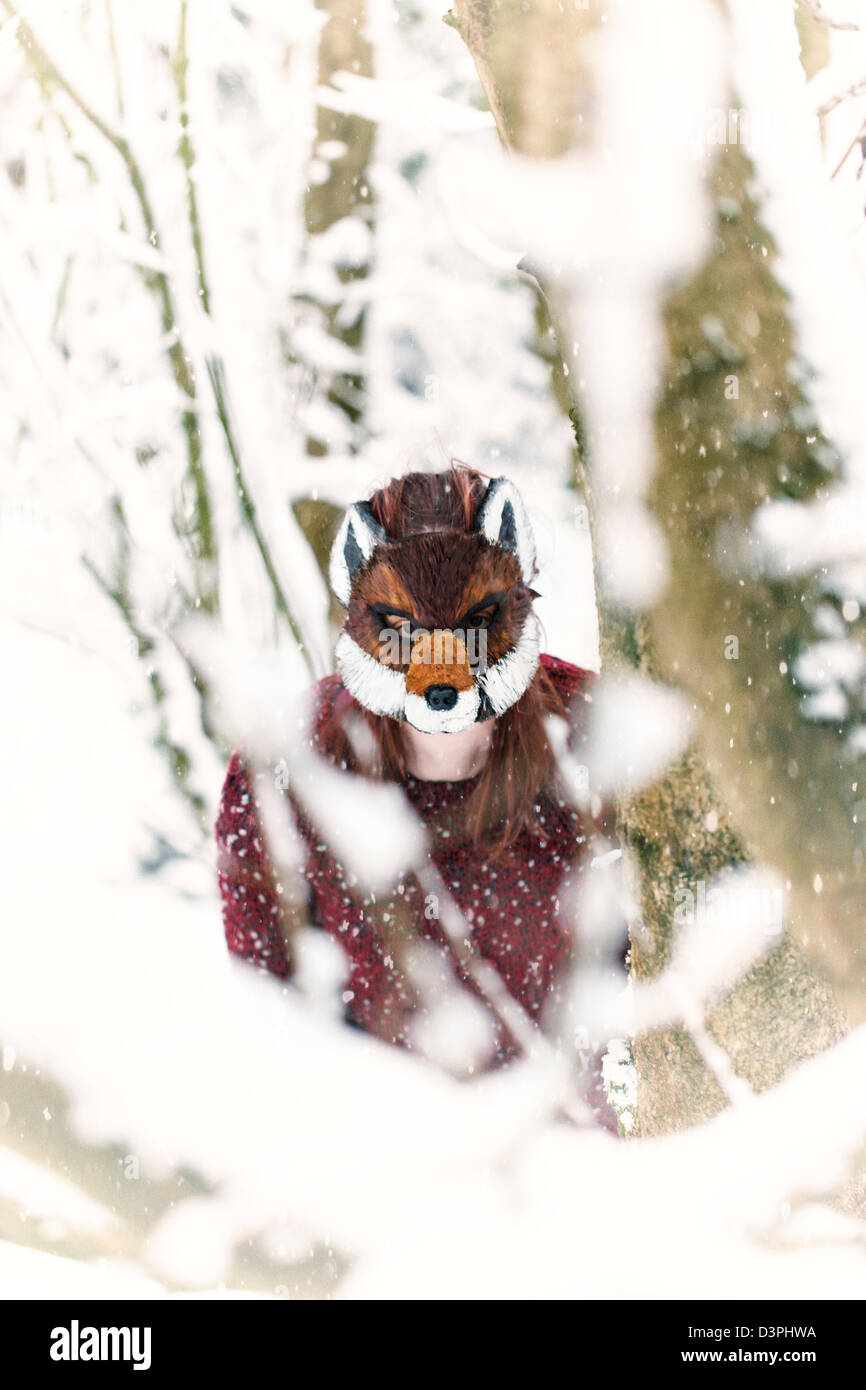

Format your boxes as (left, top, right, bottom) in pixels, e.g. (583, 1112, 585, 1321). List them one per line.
(369, 605, 416, 664)
(464, 602, 499, 631)
(381, 612, 413, 639)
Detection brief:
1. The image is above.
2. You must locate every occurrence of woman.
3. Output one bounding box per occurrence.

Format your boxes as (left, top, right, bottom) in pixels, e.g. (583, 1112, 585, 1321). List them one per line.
(216, 464, 618, 1129)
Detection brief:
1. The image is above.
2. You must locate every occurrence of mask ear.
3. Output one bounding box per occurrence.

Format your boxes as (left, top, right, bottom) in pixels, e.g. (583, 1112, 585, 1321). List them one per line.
(475, 476, 536, 582)
(329, 500, 387, 606)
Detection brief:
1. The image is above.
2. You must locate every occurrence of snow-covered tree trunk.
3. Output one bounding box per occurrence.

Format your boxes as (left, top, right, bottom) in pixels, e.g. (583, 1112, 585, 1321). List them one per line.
(445, 0, 855, 1135)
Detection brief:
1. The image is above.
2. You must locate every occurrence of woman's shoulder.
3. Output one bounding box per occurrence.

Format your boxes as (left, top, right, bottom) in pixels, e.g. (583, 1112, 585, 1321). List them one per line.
(538, 653, 596, 747)
(309, 671, 356, 761)
(220, 674, 353, 790)
(539, 652, 596, 704)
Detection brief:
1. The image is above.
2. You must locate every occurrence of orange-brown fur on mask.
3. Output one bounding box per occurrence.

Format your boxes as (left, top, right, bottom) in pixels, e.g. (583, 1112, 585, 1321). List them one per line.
(330, 477, 541, 733)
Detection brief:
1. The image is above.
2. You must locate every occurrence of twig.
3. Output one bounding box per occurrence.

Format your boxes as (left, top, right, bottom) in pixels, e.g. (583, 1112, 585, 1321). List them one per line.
(412, 858, 596, 1127)
(170, 6, 315, 674)
(800, 0, 859, 31)
(442, 4, 514, 150)
(173, 1, 209, 315)
(204, 358, 313, 667)
(672, 976, 754, 1109)
(7, 1, 316, 684)
(819, 76, 866, 118)
(82, 501, 207, 824)
(830, 110, 866, 178)
(414, 860, 542, 1061)
(2, 0, 218, 612)
(104, 0, 125, 120)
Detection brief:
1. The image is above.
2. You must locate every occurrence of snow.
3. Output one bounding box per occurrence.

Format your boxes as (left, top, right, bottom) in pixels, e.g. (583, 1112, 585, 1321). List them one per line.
(291, 738, 429, 891)
(795, 638, 866, 691)
(0, 1147, 117, 1241)
(0, 1243, 165, 1301)
(668, 867, 786, 1004)
(585, 672, 694, 796)
(730, 0, 866, 548)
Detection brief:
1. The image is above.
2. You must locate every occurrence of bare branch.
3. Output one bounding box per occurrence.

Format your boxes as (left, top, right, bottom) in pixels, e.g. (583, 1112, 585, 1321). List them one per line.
(818, 76, 866, 117)
(799, 0, 859, 32)
(1, 0, 218, 611)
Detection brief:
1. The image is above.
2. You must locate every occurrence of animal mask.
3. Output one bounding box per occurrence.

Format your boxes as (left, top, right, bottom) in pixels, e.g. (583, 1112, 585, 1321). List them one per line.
(328, 476, 541, 733)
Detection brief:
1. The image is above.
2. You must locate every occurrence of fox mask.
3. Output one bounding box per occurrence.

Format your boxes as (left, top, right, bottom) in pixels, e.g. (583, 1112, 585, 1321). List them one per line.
(328, 476, 541, 734)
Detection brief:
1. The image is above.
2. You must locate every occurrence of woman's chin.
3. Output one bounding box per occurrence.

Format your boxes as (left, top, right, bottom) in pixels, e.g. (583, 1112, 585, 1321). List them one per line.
(404, 715, 476, 735)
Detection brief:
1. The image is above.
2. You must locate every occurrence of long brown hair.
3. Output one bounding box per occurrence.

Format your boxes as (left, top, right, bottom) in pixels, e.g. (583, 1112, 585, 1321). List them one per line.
(330, 462, 574, 855)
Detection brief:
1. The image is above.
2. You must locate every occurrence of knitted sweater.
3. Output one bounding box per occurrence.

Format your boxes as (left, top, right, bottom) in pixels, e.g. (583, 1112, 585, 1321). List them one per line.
(215, 653, 618, 1131)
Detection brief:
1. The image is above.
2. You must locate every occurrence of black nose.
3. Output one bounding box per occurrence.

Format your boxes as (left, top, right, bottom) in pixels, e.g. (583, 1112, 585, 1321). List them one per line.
(424, 684, 458, 711)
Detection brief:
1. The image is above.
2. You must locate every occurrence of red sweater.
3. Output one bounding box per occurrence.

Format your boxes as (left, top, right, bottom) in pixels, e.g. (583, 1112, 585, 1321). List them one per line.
(215, 653, 618, 1130)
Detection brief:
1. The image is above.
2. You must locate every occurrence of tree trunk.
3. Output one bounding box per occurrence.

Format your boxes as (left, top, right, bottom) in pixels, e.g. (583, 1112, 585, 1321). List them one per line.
(444, 0, 851, 1136)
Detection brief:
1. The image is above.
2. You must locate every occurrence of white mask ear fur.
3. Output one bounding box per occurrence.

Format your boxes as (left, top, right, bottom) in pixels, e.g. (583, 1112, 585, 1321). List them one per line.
(329, 501, 387, 606)
(475, 477, 536, 582)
